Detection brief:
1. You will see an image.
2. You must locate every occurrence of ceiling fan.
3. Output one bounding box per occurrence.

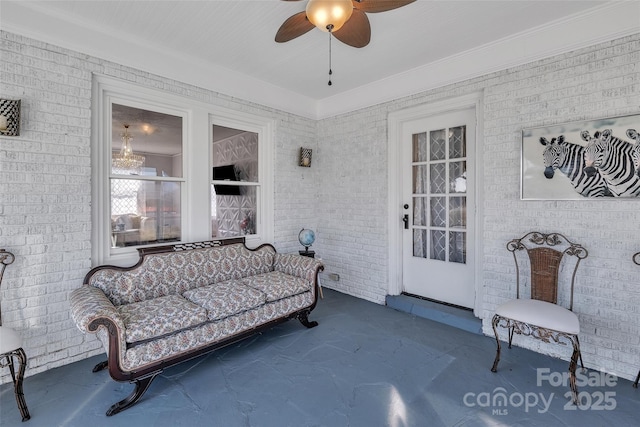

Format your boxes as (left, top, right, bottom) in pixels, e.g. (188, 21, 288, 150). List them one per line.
(275, 0, 416, 48)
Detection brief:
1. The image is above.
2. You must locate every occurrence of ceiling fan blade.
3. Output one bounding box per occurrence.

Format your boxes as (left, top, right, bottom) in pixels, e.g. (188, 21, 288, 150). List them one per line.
(275, 11, 315, 43)
(352, 0, 416, 13)
(333, 10, 371, 48)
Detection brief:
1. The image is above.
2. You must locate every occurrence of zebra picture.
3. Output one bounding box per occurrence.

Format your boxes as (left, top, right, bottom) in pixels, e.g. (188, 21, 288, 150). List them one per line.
(582, 129, 640, 197)
(627, 129, 640, 177)
(521, 114, 640, 200)
(539, 135, 611, 197)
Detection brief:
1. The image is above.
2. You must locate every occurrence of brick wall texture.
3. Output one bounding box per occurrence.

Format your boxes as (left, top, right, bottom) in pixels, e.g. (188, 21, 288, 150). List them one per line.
(1, 29, 640, 382)
(316, 33, 640, 381)
(0, 30, 318, 382)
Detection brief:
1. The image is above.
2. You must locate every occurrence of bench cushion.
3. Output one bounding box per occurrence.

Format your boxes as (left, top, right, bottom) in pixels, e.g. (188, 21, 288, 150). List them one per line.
(183, 281, 266, 321)
(241, 271, 311, 302)
(117, 294, 208, 344)
(495, 299, 580, 335)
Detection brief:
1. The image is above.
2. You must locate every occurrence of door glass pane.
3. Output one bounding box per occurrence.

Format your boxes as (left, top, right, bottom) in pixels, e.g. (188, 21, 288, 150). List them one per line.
(412, 132, 428, 162)
(413, 229, 427, 258)
(430, 129, 446, 161)
(449, 197, 466, 228)
(412, 124, 468, 265)
(413, 197, 428, 226)
(449, 125, 466, 159)
(429, 163, 446, 194)
(430, 197, 446, 227)
(449, 161, 466, 193)
(449, 231, 466, 263)
(430, 230, 446, 261)
(412, 165, 428, 194)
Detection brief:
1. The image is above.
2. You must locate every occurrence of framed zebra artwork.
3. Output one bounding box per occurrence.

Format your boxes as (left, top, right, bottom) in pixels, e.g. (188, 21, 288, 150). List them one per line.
(521, 113, 640, 200)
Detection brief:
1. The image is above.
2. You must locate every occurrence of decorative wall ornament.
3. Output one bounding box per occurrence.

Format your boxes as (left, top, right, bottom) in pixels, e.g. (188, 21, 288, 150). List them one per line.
(299, 147, 312, 167)
(521, 113, 640, 200)
(0, 99, 21, 136)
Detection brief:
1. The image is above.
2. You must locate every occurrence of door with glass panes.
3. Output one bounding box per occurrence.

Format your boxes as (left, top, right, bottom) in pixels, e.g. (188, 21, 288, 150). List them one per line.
(401, 108, 475, 308)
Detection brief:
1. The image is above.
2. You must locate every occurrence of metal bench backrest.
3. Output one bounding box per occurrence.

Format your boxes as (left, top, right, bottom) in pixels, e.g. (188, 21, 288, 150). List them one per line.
(507, 232, 588, 311)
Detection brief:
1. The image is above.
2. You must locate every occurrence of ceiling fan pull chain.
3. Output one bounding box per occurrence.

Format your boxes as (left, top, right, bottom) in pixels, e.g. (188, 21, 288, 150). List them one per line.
(328, 25, 333, 86)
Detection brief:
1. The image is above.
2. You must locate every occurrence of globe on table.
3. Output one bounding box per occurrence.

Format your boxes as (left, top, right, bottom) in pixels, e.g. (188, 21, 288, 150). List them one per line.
(298, 229, 315, 257)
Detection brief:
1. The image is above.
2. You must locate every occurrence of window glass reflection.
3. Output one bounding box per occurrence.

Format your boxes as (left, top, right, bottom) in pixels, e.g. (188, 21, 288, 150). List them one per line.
(211, 126, 259, 238)
(111, 180, 181, 247)
(112, 104, 183, 178)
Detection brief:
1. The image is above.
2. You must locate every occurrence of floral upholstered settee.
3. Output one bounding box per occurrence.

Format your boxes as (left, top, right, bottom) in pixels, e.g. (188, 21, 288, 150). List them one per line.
(69, 239, 323, 416)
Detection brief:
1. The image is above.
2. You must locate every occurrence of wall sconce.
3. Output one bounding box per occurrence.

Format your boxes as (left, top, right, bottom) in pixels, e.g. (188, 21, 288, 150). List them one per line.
(299, 147, 312, 167)
(0, 99, 21, 136)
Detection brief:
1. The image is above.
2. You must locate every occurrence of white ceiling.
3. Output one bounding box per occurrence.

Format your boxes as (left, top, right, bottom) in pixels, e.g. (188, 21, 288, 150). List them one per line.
(2, 1, 639, 119)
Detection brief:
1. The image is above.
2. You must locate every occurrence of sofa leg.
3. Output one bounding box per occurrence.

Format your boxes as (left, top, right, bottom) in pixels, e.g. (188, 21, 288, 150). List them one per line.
(92, 360, 108, 373)
(106, 372, 159, 416)
(297, 310, 318, 328)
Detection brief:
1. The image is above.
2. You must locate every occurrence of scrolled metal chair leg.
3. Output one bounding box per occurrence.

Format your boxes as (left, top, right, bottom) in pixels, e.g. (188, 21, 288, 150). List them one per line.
(6, 348, 31, 421)
(574, 335, 585, 372)
(634, 370, 640, 388)
(490, 314, 502, 373)
(507, 322, 515, 349)
(568, 336, 581, 406)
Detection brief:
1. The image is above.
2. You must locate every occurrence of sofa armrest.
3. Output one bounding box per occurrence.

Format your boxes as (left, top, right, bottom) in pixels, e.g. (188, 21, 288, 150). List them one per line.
(273, 253, 324, 283)
(70, 285, 125, 335)
(69, 285, 126, 361)
(70, 285, 134, 380)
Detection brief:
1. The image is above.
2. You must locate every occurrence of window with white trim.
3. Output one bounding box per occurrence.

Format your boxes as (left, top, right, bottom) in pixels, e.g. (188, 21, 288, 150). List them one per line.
(211, 126, 259, 238)
(92, 75, 274, 266)
(110, 103, 184, 248)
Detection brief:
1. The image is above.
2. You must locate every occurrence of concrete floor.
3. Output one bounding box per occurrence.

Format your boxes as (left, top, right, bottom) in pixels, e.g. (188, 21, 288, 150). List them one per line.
(1, 289, 638, 426)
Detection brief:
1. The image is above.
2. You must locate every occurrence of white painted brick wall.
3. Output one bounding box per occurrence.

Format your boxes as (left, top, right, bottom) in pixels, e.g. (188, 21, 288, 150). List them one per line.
(317, 33, 640, 380)
(3, 28, 640, 385)
(0, 30, 317, 383)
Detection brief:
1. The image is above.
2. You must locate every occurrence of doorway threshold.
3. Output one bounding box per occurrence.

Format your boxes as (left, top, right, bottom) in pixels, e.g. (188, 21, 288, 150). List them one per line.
(385, 293, 482, 335)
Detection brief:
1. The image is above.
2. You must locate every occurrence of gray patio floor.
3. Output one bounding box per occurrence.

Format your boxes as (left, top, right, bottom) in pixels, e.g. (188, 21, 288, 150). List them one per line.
(1, 289, 637, 426)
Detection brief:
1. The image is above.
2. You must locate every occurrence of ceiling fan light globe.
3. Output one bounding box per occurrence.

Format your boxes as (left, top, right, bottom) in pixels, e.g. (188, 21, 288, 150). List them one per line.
(306, 0, 353, 32)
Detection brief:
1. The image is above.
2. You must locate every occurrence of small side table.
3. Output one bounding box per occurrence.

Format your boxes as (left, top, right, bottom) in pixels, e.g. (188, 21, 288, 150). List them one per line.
(299, 250, 315, 258)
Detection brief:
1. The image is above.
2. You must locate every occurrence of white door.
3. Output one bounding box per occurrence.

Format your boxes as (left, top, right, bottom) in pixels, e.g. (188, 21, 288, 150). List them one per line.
(401, 108, 476, 308)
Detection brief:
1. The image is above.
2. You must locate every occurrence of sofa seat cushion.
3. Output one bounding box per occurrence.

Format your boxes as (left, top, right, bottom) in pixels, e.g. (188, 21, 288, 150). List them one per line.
(241, 271, 311, 303)
(183, 281, 266, 321)
(117, 294, 208, 344)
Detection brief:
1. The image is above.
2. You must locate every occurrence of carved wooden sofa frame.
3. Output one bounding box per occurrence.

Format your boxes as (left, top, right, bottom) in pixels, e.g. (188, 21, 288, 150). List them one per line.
(70, 238, 324, 416)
